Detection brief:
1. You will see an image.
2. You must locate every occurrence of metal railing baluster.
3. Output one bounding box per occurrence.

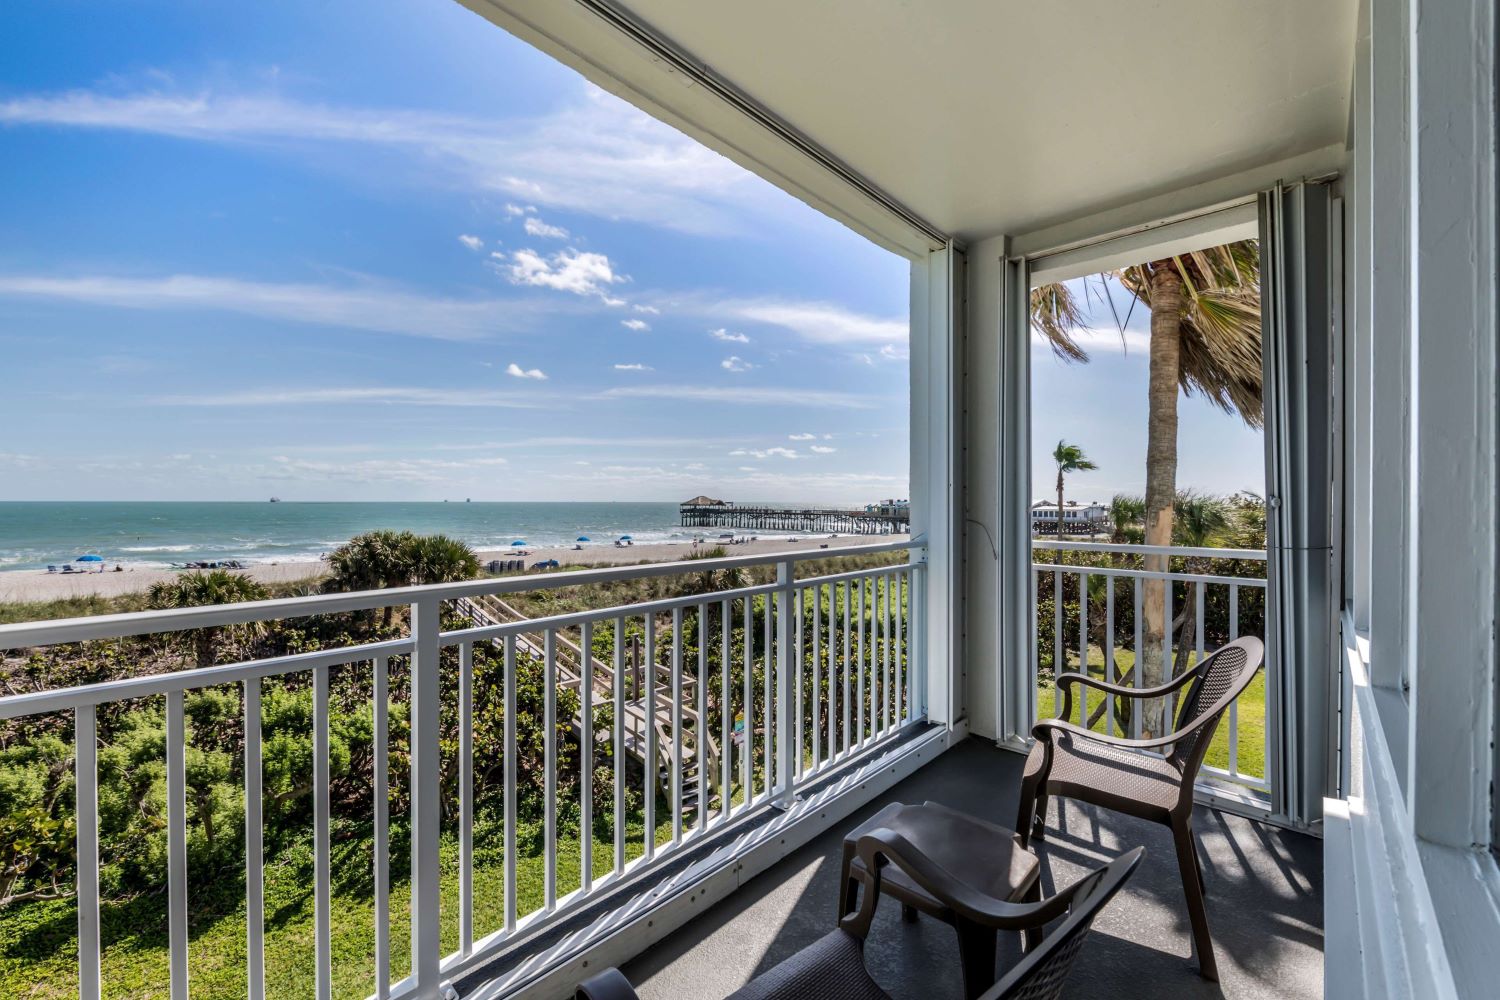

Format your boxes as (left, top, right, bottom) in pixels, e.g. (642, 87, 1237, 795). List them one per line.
(613, 618, 626, 875)
(313, 664, 332, 1000)
(671, 606, 683, 846)
(458, 642, 474, 953)
(581, 621, 593, 891)
(166, 688, 188, 1000)
(75, 704, 101, 1000)
(372, 658, 390, 998)
(503, 635, 518, 933)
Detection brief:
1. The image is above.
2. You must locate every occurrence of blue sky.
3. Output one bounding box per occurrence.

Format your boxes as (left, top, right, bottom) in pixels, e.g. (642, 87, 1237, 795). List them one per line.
(1029, 275, 1265, 503)
(0, 1, 1261, 507)
(0, 0, 912, 503)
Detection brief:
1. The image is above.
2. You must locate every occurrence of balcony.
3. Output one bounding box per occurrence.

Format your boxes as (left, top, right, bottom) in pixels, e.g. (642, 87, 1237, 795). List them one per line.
(618, 739, 1322, 1000)
(0, 539, 1326, 1000)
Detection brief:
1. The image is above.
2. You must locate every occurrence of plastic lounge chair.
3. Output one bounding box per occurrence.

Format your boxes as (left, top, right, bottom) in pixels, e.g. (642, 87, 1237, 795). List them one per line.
(575, 843, 1143, 1000)
(1015, 636, 1264, 981)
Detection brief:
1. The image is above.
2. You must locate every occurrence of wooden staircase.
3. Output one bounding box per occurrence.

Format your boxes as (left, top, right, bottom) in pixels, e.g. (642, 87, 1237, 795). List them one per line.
(457, 595, 722, 812)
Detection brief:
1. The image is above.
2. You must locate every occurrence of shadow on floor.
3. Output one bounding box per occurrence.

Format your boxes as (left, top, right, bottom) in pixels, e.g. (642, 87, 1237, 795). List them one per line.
(622, 739, 1322, 1000)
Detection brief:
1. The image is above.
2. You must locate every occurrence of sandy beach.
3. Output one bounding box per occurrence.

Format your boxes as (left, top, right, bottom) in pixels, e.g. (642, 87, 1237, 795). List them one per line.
(0, 535, 901, 604)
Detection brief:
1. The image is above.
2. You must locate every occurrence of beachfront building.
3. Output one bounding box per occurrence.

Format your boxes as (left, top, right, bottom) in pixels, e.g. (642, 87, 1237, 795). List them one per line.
(1, 3, 1495, 999)
(1028, 499, 1108, 535)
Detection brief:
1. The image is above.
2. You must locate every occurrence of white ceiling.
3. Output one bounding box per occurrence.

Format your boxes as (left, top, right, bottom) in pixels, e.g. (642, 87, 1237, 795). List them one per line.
(469, 1, 1357, 250)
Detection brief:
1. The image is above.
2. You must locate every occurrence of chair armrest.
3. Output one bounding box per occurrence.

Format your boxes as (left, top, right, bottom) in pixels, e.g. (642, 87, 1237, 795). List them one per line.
(853, 828, 1070, 931)
(576, 969, 640, 1000)
(1056, 668, 1197, 701)
(1030, 717, 1191, 752)
(1054, 668, 1198, 724)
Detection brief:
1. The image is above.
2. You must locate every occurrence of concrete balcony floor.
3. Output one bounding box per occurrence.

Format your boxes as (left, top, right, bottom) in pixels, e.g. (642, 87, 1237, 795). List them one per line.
(620, 739, 1322, 999)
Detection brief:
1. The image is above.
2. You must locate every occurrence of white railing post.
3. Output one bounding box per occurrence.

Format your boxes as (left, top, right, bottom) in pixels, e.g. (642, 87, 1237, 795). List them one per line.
(408, 596, 444, 1000)
(773, 559, 796, 808)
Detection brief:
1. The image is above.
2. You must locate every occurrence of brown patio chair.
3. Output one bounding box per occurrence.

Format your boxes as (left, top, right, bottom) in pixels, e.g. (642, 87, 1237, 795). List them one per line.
(1015, 635, 1264, 982)
(574, 840, 1144, 1000)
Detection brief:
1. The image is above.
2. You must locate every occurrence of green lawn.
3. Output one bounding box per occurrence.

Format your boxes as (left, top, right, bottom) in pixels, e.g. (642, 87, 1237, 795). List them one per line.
(0, 822, 657, 1000)
(1034, 646, 1266, 781)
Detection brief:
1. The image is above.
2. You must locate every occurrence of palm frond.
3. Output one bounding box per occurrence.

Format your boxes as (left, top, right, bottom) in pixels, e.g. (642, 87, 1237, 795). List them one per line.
(1029, 283, 1091, 363)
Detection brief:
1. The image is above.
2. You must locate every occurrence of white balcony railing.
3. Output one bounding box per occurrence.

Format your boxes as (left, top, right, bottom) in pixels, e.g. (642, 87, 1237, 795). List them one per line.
(1030, 539, 1269, 795)
(0, 541, 925, 1000)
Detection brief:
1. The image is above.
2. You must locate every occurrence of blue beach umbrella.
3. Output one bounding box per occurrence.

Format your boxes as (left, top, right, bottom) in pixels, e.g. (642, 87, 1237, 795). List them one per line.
(510, 540, 528, 548)
(618, 534, 633, 541)
(576, 536, 591, 543)
(76, 554, 104, 562)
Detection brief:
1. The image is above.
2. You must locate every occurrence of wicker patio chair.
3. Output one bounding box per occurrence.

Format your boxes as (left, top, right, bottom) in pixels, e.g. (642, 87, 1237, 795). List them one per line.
(575, 841, 1143, 1000)
(1015, 635, 1264, 982)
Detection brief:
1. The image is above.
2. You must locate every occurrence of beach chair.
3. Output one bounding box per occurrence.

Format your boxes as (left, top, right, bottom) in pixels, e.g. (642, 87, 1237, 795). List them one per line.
(46, 565, 57, 573)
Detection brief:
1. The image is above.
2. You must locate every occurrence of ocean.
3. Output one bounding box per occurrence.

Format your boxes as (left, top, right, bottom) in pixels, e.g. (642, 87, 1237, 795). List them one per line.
(0, 501, 801, 572)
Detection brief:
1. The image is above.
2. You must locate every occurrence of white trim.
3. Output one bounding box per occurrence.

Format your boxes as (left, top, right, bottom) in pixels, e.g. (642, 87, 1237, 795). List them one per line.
(1027, 203, 1259, 285)
(1008, 145, 1344, 262)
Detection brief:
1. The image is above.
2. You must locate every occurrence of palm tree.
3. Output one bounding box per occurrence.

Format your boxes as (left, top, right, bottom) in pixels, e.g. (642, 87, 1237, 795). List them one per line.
(1051, 440, 1098, 540)
(324, 530, 480, 627)
(1169, 492, 1233, 676)
(1032, 244, 1262, 734)
(146, 570, 270, 667)
(1108, 493, 1146, 545)
(405, 534, 481, 585)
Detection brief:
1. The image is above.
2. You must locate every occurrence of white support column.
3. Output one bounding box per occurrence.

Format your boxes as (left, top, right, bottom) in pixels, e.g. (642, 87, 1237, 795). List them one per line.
(1405, 0, 1497, 852)
(909, 243, 964, 728)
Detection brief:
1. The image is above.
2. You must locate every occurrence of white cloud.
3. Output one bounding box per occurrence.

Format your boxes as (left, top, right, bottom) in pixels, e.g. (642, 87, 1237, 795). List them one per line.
(504, 248, 623, 298)
(633, 304, 660, 315)
(600, 385, 880, 409)
(727, 300, 906, 345)
(457, 234, 484, 251)
(788, 433, 817, 441)
(710, 328, 749, 344)
(613, 363, 653, 371)
(621, 319, 650, 332)
(879, 343, 909, 361)
(0, 86, 771, 236)
(259, 453, 509, 485)
(730, 447, 800, 460)
(810, 445, 837, 454)
(505, 362, 548, 380)
(503, 204, 532, 217)
(0, 272, 549, 341)
(721, 355, 754, 372)
(523, 217, 568, 239)
(159, 386, 547, 408)
(601, 296, 627, 307)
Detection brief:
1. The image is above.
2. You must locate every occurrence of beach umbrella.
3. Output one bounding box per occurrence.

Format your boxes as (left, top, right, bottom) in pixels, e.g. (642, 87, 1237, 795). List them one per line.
(510, 540, 528, 548)
(576, 536, 591, 543)
(618, 534, 633, 541)
(76, 554, 104, 562)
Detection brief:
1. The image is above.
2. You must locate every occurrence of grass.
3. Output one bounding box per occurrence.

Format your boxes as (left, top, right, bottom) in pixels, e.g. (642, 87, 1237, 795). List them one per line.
(1034, 646, 1267, 780)
(0, 819, 666, 1000)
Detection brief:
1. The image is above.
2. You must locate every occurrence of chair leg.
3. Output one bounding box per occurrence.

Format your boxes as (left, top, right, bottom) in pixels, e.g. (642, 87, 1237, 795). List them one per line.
(1016, 777, 1048, 847)
(1192, 835, 1207, 898)
(1020, 878, 1043, 953)
(954, 919, 998, 1000)
(1171, 817, 1218, 982)
(842, 875, 861, 918)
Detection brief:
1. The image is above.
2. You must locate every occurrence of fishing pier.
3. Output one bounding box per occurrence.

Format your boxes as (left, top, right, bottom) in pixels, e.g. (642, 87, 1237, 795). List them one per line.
(679, 495, 910, 535)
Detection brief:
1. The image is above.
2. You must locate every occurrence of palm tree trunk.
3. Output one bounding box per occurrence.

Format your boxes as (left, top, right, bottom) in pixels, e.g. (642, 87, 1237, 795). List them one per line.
(1056, 468, 1066, 540)
(1140, 265, 1185, 736)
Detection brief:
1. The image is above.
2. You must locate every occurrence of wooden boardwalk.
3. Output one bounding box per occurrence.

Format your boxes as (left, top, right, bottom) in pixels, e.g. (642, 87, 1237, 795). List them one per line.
(457, 595, 720, 809)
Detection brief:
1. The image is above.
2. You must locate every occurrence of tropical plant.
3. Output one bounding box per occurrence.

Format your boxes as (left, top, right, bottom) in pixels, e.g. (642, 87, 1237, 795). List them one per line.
(1108, 493, 1146, 545)
(324, 530, 479, 625)
(1051, 440, 1099, 539)
(146, 570, 270, 666)
(681, 546, 750, 595)
(1032, 243, 1263, 733)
